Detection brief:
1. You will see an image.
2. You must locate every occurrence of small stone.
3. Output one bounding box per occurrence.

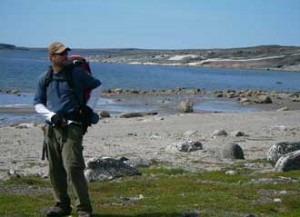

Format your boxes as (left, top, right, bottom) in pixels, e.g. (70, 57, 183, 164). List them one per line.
(211, 129, 228, 138)
(178, 99, 194, 113)
(225, 170, 237, 175)
(273, 198, 282, 203)
(231, 131, 245, 137)
(276, 107, 289, 111)
(182, 210, 201, 217)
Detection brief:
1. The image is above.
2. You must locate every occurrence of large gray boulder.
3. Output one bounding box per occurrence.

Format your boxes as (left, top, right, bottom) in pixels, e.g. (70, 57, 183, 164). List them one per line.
(221, 143, 244, 160)
(267, 141, 300, 164)
(84, 157, 141, 182)
(275, 150, 300, 172)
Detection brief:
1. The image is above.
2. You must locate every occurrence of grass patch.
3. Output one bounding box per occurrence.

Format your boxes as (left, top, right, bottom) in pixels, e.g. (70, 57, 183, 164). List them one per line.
(2, 175, 50, 187)
(1, 168, 300, 216)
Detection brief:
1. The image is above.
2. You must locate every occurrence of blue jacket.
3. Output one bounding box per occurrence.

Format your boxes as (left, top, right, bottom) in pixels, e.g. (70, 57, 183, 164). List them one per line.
(34, 66, 101, 116)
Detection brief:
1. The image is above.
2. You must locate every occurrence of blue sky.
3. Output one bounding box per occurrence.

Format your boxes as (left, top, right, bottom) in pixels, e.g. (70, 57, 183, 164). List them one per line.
(1, 0, 300, 49)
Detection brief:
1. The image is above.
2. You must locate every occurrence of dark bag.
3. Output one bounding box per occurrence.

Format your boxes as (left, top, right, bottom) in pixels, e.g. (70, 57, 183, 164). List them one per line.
(67, 105, 99, 134)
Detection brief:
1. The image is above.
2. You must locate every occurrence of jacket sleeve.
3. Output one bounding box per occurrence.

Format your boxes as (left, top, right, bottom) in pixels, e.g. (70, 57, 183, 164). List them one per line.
(74, 67, 101, 90)
(33, 72, 55, 121)
(34, 103, 55, 121)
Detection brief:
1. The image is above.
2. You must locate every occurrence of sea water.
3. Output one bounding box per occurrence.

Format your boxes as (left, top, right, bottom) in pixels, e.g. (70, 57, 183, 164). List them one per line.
(0, 49, 300, 126)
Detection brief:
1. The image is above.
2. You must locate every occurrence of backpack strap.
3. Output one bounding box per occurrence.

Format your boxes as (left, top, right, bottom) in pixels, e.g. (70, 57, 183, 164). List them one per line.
(45, 66, 53, 88)
(44, 65, 74, 89)
(63, 64, 75, 89)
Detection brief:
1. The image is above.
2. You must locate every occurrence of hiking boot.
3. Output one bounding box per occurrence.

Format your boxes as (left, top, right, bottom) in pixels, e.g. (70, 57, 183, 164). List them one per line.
(45, 206, 72, 217)
(78, 210, 92, 217)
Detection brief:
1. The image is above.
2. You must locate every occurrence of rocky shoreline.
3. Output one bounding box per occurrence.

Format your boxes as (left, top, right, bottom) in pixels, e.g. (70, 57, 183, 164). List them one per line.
(1, 88, 300, 181)
(100, 88, 300, 114)
(85, 45, 300, 72)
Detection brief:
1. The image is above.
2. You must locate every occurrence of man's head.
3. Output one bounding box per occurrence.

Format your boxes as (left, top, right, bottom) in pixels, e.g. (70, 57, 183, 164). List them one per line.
(48, 42, 71, 68)
(48, 42, 71, 56)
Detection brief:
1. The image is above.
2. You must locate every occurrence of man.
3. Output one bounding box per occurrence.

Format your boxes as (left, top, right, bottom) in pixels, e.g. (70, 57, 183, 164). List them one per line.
(34, 42, 101, 217)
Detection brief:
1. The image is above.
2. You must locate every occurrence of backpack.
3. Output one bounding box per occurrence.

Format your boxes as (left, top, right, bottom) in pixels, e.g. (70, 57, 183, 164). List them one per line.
(45, 54, 92, 103)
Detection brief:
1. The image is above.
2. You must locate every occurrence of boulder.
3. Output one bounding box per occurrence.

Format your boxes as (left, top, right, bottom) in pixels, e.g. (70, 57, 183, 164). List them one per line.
(113, 88, 123, 94)
(166, 140, 203, 152)
(120, 112, 144, 118)
(84, 157, 141, 182)
(119, 157, 151, 168)
(178, 99, 194, 113)
(230, 131, 245, 137)
(211, 129, 228, 138)
(292, 97, 300, 102)
(276, 107, 289, 112)
(267, 141, 300, 164)
(221, 143, 244, 160)
(182, 210, 201, 217)
(99, 110, 110, 118)
(119, 112, 157, 118)
(275, 150, 300, 172)
(254, 95, 273, 104)
(239, 97, 251, 104)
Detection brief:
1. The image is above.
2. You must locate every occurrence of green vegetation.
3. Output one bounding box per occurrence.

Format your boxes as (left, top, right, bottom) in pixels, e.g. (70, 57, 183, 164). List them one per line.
(1, 167, 300, 217)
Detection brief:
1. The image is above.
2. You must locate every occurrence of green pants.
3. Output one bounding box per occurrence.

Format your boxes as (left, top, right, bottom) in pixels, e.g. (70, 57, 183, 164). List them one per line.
(45, 124, 92, 213)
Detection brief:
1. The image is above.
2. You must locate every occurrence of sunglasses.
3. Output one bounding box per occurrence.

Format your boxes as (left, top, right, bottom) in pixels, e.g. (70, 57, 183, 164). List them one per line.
(54, 51, 68, 56)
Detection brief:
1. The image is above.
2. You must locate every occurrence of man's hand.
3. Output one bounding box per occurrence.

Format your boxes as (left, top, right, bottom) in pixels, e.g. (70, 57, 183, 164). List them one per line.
(51, 114, 66, 127)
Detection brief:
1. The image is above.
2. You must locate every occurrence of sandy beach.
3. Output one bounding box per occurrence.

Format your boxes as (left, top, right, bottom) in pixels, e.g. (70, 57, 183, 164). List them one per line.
(1, 92, 300, 180)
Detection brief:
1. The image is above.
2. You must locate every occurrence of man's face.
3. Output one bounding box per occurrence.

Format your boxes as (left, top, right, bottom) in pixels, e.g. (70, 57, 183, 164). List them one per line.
(50, 50, 69, 67)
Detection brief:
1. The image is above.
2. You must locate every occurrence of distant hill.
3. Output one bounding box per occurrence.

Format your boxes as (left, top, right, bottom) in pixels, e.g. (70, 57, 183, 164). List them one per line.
(1, 43, 300, 71)
(0, 43, 17, 49)
(0, 43, 28, 50)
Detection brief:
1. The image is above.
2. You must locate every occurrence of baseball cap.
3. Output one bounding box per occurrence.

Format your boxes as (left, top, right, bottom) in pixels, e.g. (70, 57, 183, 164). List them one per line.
(48, 42, 71, 55)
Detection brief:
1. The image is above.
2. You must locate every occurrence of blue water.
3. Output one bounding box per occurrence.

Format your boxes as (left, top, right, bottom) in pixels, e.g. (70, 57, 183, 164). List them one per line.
(0, 49, 300, 125)
(1, 50, 300, 93)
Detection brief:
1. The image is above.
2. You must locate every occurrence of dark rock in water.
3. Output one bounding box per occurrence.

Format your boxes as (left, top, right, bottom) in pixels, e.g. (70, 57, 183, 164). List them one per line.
(221, 143, 244, 159)
(5, 89, 21, 95)
(130, 89, 140, 94)
(146, 112, 158, 116)
(213, 91, 223, 98)
(84, 157, 141, 182)
(275, 150, 300, 172)
(120, 112, 144, 118)
(99, 110, 110, 118)
(119, 112, 157, 118)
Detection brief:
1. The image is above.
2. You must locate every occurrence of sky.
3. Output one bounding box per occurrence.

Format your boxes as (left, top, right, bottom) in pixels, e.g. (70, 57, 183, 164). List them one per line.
(1, 0, 300, 49)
